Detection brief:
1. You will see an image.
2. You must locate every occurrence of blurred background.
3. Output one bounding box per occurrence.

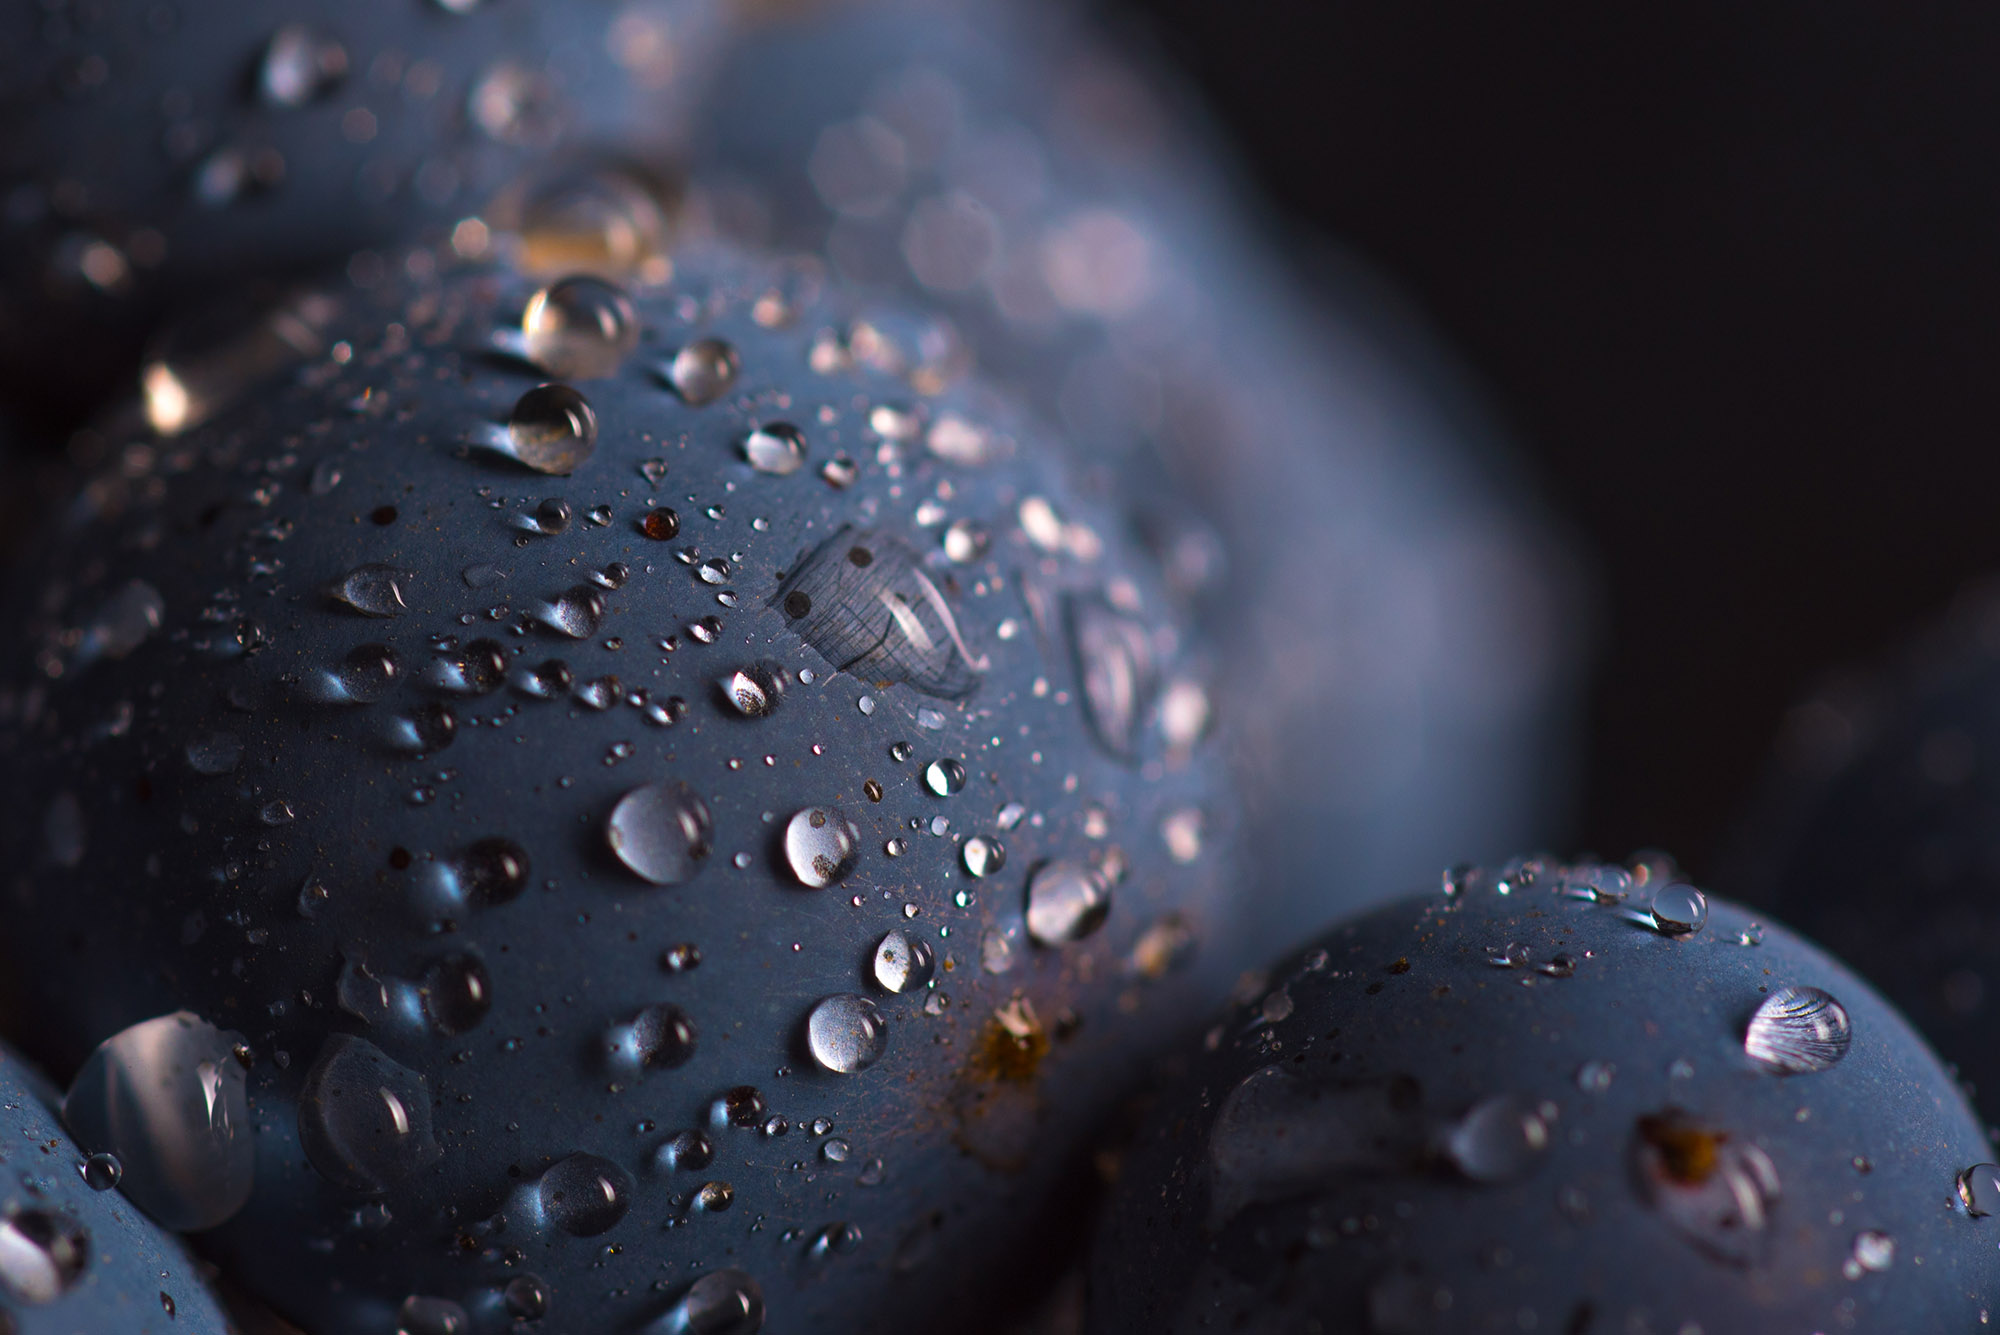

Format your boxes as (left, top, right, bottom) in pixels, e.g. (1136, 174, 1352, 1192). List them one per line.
(1110, 0, 2000, 881)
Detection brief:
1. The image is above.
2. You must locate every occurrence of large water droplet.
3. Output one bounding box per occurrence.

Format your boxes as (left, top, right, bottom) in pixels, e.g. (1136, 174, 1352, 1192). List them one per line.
(605, 1006, 698, 1074)
(773, 527, 985, 699)
(783, 807, 861, 888)
(1960, 1163, 2000, 1217)
(259, 25, 347, 107)
(806, 996, 888, 1074)
(0, 1209, 89, 1305)
(1648, 883, 1708, 937)
(1744, 985, 1852, 1075)
(607, 782, 714, 885)
(1025, 861, 1110, 944)
(1634, 1109, 1780, 1265)
(521, 277, 638, 379)
(421, 954, 493, 1035)
(297, 1034, 441, 1194)
(504, 384, 597, 475)
(871, 930, 935, 993)
(741, 423, 807, 475)
(666, 338, 740, 406)
(1443, 1095, 1550, 1182)
(331, 564, 414, 617)
(539, 1153, 632, 1236)
(62, 1012, 254, 1230)
(651, 1269, 765, 1335)
(1068, 596, 1157, 761)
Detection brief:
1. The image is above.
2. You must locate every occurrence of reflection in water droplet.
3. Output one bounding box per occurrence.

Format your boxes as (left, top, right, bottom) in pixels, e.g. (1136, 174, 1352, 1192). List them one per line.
(297, 1033, 441, 1195)
(331, 564, 414, 617)
(1744, 985, 1852, 1075)
(1444, 1095, 1549, 1182)
(741, 423, 807, 475)
(806, 995, 888, 1074)
(62, 1012, 255, 1230)
(502, 384, 598, 475)
(521, 277, 638, 379)
(539, 1153, 633, 1237)
(773, 527, 985, 699)
(1634, 1109, 1780, 1265)
(1959, 1163, 2000, 1217)
(421, 954, 493, 1035)
(1025, 861, 1110, 944)
(871, 930, 935, 993)
(607, 782, 714, 885)
(1648, 883, 1708, 937)
(1067, 596, 1157, 760)
(666, 338, 740, 405)
(653, 1269, 765, 1335)
(784, 807, 861, 888)
(605, 1005, 698, 1074)
(0, 1209, 89, 1305)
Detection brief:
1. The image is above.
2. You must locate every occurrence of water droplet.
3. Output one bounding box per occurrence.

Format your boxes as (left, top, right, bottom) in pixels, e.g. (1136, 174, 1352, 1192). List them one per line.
(260, 25, 347, 107)
(870, 930, 935, 993)
(390, 702, 457, 754)
(654, 1269, 765, 1335)
(1959, 1164, 2000, 1216)
(821, 1138, 851, 1163)
(539, 585, 605, 638)
(923, 758, 967, 796)
(721, 664, 786, 717)
(504, 384, 597, 475)
(1025, 861, 1111, 944)
(451, 837, 530, 908)
(538, 1153, 632, 1237)
(470, 62, 559, 145)
(398, 1295, 469, 1335)
(1845, 1229, 1894, 1278)
(525, 496, 572, 536)
(710, 1087, 766, 1129)
(79, 1152, 121, 1191)
(62, 1012, 255, 1230)
(1575, 1061, 1616, 1094)
(1444, 1095, 1549, 1182)
(1744, 985, 1852, 1074)
(503, 1275, 550, 1320)
(338, 643, 399, 701)
(820, 455, 859, 488)
(420, 954, 492, 1035)
(1068, 596, 1156, 760)
(774, 527, 985, 698)
(0, 1209, 88, 1305)
(658, 1130, 713, 1172)
(666, 338, 740, 405)
(809, 1222, 863, 1258)
(607, 782, 715, 885)
(694, 1180, 734, 1212)
(961, 836, 1004, 878)
(70, 580, 164, 665)
(521, 277, 638, 379)
(185, 732, 243, 775)
(942, 519, 988, 563)
(806, 995, 888, 1074)
(1635, 1109, 1780, 1264)
(783, 807, 861, 888)
(605, 1005, 698, 1074)
(297, 1034, 440, 1195)
(332, 564, 415, 617)
(1537, 952, 1578, 979)
(1648, 882, 1708, 937)
(741, 423, 807, 475)
(641, 508, 682, 541)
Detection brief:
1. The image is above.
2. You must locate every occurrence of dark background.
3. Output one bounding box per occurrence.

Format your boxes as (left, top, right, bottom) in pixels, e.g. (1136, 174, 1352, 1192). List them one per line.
(1118, 0, 2000, 881)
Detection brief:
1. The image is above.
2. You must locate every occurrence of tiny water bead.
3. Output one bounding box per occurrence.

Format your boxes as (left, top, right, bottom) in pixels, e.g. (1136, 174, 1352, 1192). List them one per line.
(0, 1208, 89, 1304)
(653, 1269, 765, 1335)
(806, 995, 889, 1074)
(870, 929, 935, 993)
(607, 781, 715, 885)
(505, 384, 598, 475)
(961, 836, 1005, 878)
(62, 1011, 255, 1231)
(297, 1034, 441, 1195)
(1744, 985, 1853, 1075)
(783, 806, 861, 888)
(740, 423, 807, 475)
(1648, 881, 1709, 936)
(1025, 861, 1111, 944)
(521, 276, 639, 379)
(1958, 1163, 2000, 1216)
(1443, 1095, 1550, 1183)
(666, 337, 741, 405)
(923, 757, 967, 796)
(773, 527, 985, 699)
(332, 563, 415, 617)
(604, 1005, 698, 1074)
(539, 1153, 633, 1237)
